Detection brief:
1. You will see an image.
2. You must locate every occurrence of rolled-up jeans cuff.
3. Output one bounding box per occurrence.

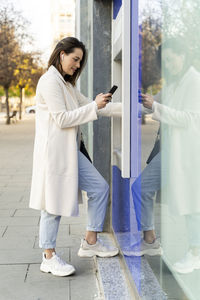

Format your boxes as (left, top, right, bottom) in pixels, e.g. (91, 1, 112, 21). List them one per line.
(86, 226, 103, 232)
(39, 242, 56, 249)
(141, 226, 155, 231)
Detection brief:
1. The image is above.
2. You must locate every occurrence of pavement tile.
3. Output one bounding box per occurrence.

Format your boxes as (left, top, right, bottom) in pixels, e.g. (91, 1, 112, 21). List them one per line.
(60, 216, 87, 225)
(8, 176, 32, 183)
(25, 264, 70, 300)
(70, 247, 95, 272)
(0, 201, 28, 209)
(70, 224, 86, 235)
(0, 216, 40, 226)
(0, 248, 42, 264)
(0, 190, 24, 202)
(34, 235, 81, 249)
(0, 209, 15, 217)
(4, 225, 39, 237)
(0, 118, 100, 299)
(0, 264, 27, 283)
(0, 226, 7, 237)
(70, 271, 99, 300)
(0, 175, 13, 182)
(14, 208, 40, 217)
(0, 264, 70, 300)
(6, 182, 30, 188)
(0, 235, 35, 250)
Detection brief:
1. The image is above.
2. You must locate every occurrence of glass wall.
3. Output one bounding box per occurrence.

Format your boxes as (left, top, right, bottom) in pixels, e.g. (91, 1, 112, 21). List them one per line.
(139, 0, 200, 298)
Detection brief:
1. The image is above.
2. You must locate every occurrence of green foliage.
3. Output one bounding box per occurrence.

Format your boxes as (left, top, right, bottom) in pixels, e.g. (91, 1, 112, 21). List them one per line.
(0, 86, 4, 96)
(0, 4, 44, 122)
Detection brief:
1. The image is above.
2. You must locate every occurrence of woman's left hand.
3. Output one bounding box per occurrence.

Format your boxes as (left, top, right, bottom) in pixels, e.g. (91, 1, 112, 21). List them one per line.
(141, 94, 154, 109)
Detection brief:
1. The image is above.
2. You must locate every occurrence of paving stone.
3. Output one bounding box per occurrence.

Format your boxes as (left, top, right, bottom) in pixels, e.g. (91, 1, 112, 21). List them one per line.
(14, 208, 40, 217)
(0, 190, 24, 202)
(0, 175, 13, 182)
(6, 182, 30, 188)
(0, 209, 15, 216)
(0, 118, 101, 299)
(70, 247, 95, 272)
(70, 270, 99, 300)
(0, 216, 40, 226)
(0, 235, 35, 250)
(0, 201, 28, 209)
(70, 223, 86, 235)
(4, 225, 38, 239)
(60, 215, 87, 225)
(8, 176, 32, 183)
(0, 264, 28, 300)
(0, 248, 43, 264)
(0, 264, 70, 300)
(25, 264, 70, 300)
(34, 234, 81, 249)
(0, 226, 7, 237)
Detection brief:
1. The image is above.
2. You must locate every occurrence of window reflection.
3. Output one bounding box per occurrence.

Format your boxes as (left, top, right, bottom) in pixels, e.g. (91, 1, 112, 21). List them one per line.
(138, 0, 200, 298)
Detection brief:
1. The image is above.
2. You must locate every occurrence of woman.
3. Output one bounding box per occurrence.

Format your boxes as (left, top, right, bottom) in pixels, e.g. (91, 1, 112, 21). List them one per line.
(131, 37, 200, 274)
(29, 37, 121, 277)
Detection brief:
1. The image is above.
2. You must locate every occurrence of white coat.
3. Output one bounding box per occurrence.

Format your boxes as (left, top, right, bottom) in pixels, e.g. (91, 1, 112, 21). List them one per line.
(29, 65, 121, 217)
(152, 67, 200, 215)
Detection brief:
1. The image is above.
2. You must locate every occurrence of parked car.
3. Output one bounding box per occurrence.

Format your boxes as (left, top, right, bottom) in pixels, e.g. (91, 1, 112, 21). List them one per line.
(25, 105, 36, 113)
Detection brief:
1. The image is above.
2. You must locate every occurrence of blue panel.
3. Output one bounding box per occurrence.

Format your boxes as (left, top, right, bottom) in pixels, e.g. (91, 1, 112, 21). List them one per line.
(112, 166, 130, 232)
(112, 0, 143, 296)
(130, 0, 141, 178)
(112, 165, 142, 293)
(113, 0, 122, 19)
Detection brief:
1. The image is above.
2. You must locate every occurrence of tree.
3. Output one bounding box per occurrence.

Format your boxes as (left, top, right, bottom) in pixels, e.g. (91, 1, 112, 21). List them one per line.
(14, 52, 43, 119)
(0, 4, 30, 124)
(140, 17, 162, 93)
(139, 11, 162, 124)
(162, 0, 200, 70)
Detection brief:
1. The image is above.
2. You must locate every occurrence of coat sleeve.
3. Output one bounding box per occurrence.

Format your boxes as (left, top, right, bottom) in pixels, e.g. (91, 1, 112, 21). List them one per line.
(74, 87, 122, 118)
(152, 101, 200, 129)
(38, 76, 98, 129)
(97, 102, 122, 117)
(142, 91, 162, 115)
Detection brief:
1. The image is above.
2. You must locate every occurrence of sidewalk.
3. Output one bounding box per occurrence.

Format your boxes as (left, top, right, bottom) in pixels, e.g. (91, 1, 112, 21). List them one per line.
(0, 116, 102, 300)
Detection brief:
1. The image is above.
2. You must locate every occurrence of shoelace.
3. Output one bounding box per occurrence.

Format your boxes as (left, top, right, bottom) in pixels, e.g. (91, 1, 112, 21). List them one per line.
(97, 238, 111, 250)
(55, 254, 67, 266)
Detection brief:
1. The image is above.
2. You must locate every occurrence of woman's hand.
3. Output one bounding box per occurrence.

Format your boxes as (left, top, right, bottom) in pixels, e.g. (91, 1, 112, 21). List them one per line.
(141, 94, 154, 109)
(95, 93, 112, 109)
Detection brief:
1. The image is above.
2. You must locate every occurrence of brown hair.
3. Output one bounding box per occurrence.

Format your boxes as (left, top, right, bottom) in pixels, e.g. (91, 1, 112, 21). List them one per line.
(48, 37, 87, 86)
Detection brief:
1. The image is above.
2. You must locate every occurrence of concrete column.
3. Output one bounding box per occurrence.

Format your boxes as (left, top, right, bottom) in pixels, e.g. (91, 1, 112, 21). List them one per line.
(76, 0, 90, 147)
(92, 0, 112, 231)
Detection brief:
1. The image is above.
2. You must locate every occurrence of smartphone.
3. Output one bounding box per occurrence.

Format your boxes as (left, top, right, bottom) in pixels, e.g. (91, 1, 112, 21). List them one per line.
(107, 85, 118, 102)
(108, 85, 118, 95)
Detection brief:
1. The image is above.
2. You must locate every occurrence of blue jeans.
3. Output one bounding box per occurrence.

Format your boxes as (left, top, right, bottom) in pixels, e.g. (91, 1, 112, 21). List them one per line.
(132, 152, 200, 247)
(39, 151, 109, 249)
(132, 152, 161, 232)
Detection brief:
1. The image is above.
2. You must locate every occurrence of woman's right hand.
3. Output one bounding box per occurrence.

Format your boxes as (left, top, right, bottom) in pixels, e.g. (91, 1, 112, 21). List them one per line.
(95, 93, 112, 109)
(141, 93, 154, 109)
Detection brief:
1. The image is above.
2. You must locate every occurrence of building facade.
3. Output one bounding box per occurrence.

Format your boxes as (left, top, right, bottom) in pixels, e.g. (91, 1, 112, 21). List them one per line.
(51, 0, 75, 47)
(76, 0, 200, 299)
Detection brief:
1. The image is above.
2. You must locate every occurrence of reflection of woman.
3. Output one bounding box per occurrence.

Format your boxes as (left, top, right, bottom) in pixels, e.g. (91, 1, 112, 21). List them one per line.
(29, 37, 121, 277)
(141, 38, 200, 274)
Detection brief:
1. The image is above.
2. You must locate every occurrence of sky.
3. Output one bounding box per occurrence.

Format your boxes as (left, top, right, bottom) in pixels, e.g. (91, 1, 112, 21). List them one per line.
(8, 0, 53, 64)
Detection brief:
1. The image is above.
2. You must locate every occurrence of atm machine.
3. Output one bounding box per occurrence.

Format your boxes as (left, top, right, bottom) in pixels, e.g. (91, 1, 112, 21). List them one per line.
(111, 0, 140, 248)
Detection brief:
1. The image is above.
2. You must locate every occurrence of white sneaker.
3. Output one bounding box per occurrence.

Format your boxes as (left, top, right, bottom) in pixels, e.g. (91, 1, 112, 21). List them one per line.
(123, 239, 163, 256)
(173, 250, 200, 274)
(40, 252, 75, 276)
(78, 238, 119, 258)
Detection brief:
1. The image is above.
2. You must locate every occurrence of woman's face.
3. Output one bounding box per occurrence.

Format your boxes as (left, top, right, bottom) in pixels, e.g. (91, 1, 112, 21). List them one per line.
(163, 48, 185, 76)
(60, 48, 83, 76)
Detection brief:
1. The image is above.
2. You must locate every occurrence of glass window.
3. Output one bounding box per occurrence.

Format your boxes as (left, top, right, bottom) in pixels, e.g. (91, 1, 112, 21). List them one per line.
(140, 0, 200, 298)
